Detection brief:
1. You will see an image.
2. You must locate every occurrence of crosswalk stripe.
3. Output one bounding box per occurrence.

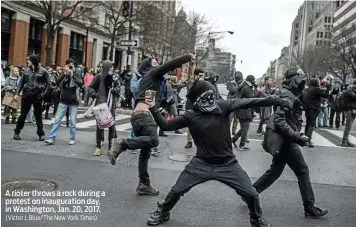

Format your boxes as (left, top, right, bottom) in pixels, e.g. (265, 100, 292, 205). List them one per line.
(301, 127, 338, 147)
(323, 129, 356, 145)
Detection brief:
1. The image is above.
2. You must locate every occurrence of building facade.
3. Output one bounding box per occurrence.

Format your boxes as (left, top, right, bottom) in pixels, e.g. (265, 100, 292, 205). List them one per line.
(1, 1, 144, 71)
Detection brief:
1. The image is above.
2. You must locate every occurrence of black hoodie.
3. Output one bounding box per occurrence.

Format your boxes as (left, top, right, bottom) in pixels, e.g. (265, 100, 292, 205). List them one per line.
(89, 60, 121, 111)
(135, 54, 192, 107)
(301, 78, 328, 110)
(16, 54, 51, 98)
(149, 80, 289, 164)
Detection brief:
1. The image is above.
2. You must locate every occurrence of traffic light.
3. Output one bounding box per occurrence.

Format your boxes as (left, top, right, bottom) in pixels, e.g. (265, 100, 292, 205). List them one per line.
(122, 1, 130, 18)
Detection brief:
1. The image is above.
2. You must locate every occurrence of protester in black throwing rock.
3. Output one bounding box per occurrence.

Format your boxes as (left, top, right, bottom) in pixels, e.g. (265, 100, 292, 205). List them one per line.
(144, 80, 294, 227)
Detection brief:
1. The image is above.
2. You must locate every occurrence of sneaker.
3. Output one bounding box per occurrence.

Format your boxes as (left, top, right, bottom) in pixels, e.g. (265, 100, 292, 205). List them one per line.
(45, 138, 55, 145)
(93, 148, 101, 156)
(306, 141, 314, 148)
(250, 217, 272, 227)
(147, 202, 170, 226)
(151, 147, 160, 156)
(136, 183, 159, 196)
(184, 142, 192, 149)
(38, 136, 45, 141)
(109, 138, 127, 165)
(13, 134, 21, 140)
(256, 131, 263, 136)
(68, 140, 75, 145)
(238, 145, 250, 151)
(232, 137, 238, 148)
(174, 129, 183, 134)
(305, 206, 328, 219)
(245, 139, 250, 143)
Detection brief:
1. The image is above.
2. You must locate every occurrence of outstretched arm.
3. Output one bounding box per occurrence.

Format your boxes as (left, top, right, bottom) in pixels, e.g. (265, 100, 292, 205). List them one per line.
(152, 54, 192, 80)
(149, 105, 189, 131)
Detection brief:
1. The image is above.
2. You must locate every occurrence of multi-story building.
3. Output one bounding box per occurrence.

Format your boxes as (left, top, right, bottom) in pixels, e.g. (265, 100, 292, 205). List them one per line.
(306, 1, 337, 48)
(333, 0, 356, 83)
(264, 46, 289, 85)
(288, 1, 327, 65)
(1, 1, 143, 70)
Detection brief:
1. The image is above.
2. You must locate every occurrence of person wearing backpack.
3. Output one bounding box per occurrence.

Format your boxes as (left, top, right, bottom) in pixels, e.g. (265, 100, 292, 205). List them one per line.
(340, 81, 356, 147)
(110, 54, 195, 196)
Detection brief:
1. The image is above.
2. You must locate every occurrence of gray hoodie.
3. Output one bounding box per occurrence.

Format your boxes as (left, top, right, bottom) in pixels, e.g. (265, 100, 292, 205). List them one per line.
(4, 76, 20, 93)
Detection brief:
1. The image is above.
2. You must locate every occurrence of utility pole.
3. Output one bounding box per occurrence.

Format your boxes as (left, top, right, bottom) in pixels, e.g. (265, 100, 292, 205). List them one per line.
(126, 1, 134, 70)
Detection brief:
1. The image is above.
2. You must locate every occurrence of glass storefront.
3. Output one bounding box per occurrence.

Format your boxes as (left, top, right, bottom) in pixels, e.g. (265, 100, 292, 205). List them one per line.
(1, 9, 12, 65)
(28, 18, 43, 58)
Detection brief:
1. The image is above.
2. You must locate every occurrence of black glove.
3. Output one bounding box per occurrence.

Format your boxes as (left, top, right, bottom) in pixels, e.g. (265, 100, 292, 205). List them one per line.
(297, 134, 309, 146)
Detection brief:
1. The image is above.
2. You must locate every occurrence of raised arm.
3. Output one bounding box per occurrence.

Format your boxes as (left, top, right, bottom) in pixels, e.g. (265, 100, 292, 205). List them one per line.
(152, 54, 192, 80)
(149, 105, 189, 131)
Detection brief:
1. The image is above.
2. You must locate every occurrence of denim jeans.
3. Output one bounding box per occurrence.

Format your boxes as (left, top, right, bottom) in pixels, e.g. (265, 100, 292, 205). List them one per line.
(26, 105, 34, 122)
(161, 156, 262, 219)
(125, 113, 159, 185)
(318, 106, 329, 127)
(253, 143, 315, 210)
(48, 103, 78, 140)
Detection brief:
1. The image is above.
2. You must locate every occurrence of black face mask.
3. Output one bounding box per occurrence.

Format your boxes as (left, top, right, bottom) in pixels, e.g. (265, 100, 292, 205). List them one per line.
(193, 90, 218, 113)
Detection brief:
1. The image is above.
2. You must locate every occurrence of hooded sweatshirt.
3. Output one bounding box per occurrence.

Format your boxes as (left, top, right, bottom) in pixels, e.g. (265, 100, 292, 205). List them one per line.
(16, 54, 51, 98)
(302, 78, 328, 110)
(55, 66, 83, 105)
(89, 60, 121, 111)
(134, 54, 192, 107)
(148, 80, 288, 164)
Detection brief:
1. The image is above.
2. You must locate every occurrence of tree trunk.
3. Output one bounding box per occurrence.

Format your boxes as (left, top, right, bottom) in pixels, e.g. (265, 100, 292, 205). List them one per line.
(109, 30, 116, 61)
(46, 28, 55, 67)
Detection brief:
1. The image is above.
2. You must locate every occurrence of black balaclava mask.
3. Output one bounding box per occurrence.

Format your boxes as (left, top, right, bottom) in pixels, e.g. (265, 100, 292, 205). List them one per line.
(309, 78, 319, 87)
(29, 54, 40, 70)
(102, 60, 113, 87)
(187, 80, 218, 113)
(235, 71, 243, 83)
(245, 75, 256, 87)
(284, 68, 307, 96)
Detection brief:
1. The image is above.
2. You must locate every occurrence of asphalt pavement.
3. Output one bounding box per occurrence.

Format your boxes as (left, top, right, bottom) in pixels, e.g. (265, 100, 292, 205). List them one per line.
(1, 123, 356, 227)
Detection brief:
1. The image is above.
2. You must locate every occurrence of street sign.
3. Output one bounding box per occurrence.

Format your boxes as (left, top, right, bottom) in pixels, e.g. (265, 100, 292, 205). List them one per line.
(119, 40, 139, 47)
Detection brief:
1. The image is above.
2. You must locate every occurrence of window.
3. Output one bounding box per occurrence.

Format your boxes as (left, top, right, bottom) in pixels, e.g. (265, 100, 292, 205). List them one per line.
(295, 35, 298, 41)
(325, 17, 328, 23)
(1, 10, 12, 64)
(320, 32, 323, 38)
(295, 23, 299, 28)
(317, 32, 319, 38)
(69, 31, 85, 64)
(1, 12, 11, 32)
(308, 26, 312, 32)
(28, 18, 43, 57)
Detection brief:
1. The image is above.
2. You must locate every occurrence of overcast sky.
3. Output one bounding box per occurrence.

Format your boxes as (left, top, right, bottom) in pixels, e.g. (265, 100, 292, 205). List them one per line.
(181, 0, 304, 79)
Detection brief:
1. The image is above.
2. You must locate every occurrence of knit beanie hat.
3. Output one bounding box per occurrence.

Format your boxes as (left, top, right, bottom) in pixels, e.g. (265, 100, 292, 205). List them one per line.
(187, 80, 214, 103)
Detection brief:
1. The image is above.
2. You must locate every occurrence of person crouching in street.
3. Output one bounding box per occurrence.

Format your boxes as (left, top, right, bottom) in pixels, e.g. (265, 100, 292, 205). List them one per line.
(90, 60, 121, 156)
(45, 65, 83, 145)
(109, 54, 195, 196)
(14, 55, 51, 141)
(252, 68, 328, 219)
(4, 66, 21, 124)
(144, 80, 293, 227)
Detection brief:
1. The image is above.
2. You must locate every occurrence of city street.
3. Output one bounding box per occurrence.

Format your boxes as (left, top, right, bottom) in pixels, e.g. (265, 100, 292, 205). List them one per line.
(2, 120, 356, 227)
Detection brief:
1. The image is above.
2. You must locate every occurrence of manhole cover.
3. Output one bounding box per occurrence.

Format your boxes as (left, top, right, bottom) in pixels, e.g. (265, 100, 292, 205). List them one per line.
(168, 154, 193, 162)
(1, 179, 58, 197)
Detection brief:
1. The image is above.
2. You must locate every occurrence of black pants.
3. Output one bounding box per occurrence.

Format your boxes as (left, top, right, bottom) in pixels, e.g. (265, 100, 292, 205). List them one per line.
(233, 119, 250, 146)
(125, 113, 159, 185)
(304, 109, 318, 140)
(96, 125, 116, 149)
(253, 143, 315, 210)
(161, 156, 262, 219)
(342, 112, 346, 125)
(342, 110, 356, 141)
(15, 95, 44, 136)
(329, 108, 341, 128)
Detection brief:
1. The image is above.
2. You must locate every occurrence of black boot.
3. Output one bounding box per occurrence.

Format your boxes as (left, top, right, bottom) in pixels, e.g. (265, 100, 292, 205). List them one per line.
(305, 206, 328, 219)
(250, 217, 272, 227)
(136, 183, 159, 196)
(45, 114, 50, 120)
(159, 130, 168, 137)
(306, 141, 314, 148)
(11, 117, 17, 124)
(174, 129, 183, 134)
(147, 202, 170, 226)
(5, 117, 10, 124)
(39, 135, 45, 141)
(109, 138, 127, 165)
(13, 133, 21, 140)
(232, 136, 238, 148)
(184, 142, 192, 149)
(66, 119, 69, 127)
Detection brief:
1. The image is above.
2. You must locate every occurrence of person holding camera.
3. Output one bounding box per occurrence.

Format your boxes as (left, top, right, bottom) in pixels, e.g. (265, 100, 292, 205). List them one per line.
(13, 55, 51, 141)
(109, 54, 195, 196)
(251, 68, 328, 219)
(44, 64, 83, 145)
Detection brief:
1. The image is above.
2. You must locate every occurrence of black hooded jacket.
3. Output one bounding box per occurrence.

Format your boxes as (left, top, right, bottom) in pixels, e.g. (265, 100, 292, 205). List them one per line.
(149, 86, 288, 164)
(302, 78, 328, 110)
(235, 80, 254, 120)
(273, 75, 306, 143)
(89, 60, 121, 112)
(55, 66, 83, 105)
(17, 55, 51, 98)
(135, 54, 192, 107)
